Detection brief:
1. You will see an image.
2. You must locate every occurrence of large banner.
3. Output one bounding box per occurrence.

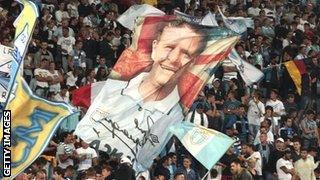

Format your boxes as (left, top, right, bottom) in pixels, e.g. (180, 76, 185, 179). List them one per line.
(75, 16, 239, 172)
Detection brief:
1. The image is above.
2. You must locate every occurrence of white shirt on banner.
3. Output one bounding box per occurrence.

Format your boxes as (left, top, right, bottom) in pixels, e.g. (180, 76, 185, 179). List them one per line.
(75, 72, 184, 172)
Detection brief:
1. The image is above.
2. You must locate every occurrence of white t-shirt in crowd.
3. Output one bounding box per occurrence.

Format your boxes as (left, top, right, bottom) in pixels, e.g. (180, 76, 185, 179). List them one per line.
(265, 99, 285, 124)
(49, 70, 61, 93)
(185, 111, 209, 127)
(247, 7, 261, 16)
(76, 147, 97, 171)
(247, 100, 265, 125)
(248, 151, 262, 176)
(57, 36, 76, 55)
(34, 68, 51, 88)
(66, 71, 78, 87)
(276, 158, 293, 180)
(56, 143, 75, 169)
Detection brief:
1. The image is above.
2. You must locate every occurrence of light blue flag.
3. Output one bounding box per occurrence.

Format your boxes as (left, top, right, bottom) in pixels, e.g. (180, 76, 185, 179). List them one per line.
(218, 6, 253, 34)
(169, 121, 235, 170)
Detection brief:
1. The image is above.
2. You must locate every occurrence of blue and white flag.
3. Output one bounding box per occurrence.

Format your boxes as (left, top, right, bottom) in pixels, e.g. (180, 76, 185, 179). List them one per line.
(229, 49, 264, 86)
(0, 44, 13, 103)
(201, 11, 219, 27)
(169, 121, 235, 170)
(218, 6, 253, 34)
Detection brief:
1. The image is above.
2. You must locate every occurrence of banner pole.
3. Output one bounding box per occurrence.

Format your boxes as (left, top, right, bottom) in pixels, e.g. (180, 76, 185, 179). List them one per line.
(201, 170, 210, 180)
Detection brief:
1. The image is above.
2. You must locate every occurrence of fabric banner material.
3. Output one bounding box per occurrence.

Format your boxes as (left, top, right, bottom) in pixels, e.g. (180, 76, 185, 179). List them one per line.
(72, 82, 106, 109)
(75, 15, 239, 173)
(169, 121, 235, 170)
(0, 45, 13, 103)
(284, 60, 307, 95)
(229, 49, 264, 86)
(3, 0, 39, 110)
(0, 77, 75, 179)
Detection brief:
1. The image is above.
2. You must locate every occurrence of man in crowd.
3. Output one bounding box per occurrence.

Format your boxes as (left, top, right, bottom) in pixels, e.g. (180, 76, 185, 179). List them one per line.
(230, 158, 253, 180)
(294, 147, 319, 180)
(276, 149, 296, 180)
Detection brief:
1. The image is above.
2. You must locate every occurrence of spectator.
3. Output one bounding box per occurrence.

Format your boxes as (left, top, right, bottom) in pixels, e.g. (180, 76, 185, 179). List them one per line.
(230, 158, 253, 180)
(34, 58, 52, 98)
(300, 109, 319, 149)
(176, 157, 198, 180)
(34, 41, 54, 68)
(223, 90, 241, 129)
(241, 143, 263, 179)
(255, 132, 274, 176)
(294, 147, 319, 180)
(56, 132, 77, 170)
(185, 103, 209, 127)
(55, 2, 70, 24)
(76, 139, 98, 174)
(154, 156, 171, 180)
(48, 61, 64, 94)
(247, 90, 265, 141)
(276, 149, 296, 180)
(53, 167, 64, 180)
(57, 27, 76, 72)
(265, 89, 285, 134)
(174, 172, 185, 180)
(291, 138, 302, 162)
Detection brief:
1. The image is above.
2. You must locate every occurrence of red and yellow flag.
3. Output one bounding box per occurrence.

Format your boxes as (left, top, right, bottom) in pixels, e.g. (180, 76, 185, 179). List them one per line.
(284, 60, 307, 95)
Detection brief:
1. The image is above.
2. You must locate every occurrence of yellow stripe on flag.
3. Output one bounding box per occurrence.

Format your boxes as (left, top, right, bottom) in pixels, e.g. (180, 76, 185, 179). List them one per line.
(284, 61, 302, 95)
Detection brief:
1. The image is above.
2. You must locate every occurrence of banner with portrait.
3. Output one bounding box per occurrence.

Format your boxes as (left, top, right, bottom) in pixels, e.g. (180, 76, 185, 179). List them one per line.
(75, 15, 239, 172)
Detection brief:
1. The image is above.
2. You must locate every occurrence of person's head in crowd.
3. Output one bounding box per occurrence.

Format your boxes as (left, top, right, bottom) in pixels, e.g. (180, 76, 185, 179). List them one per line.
(40, 58, 50, 69)
(154, 174, 166, 180)
(58, 2, 66, 12)
(161, 155, 172, 167)
(284, 116, 293, 128)
(105, 31, 114, 42)
(53, 167, 64, 180)
(226, 127, 235, 137)
(75, 40, 83, 50)
(62, 27, 69, 38)
(308, 147, 318, 158)
(265, 106, 274, 117)
(183, 156, 192, 169)
(293, 15, 300, 24)
(292, 138, 301, 152)
(300, 147, 309, 160)
(283, 148, 292, 160)
(167, 152, 177, 165)
(298, 45, 307, 56)
(15, 172, 29, 180)
(195, 103, 205, 114)
(276, 138, 285, 151)
(80, 138, 90, 149)
(61, 19, 70, 28)
(32, 157, 47, 172)
(305, 109, 315, 120)
(35, 169, 46, 180)
(85, 167, 96, 179)
(40, 41, 48, 51)
(206, 92, 215, 104)
(252, 0, 260, 8)
(230, 158, 243, 175)
(174, 172, 185, 180)
(242, 143, 255, 156)
(101, 165, 112, 179)
(269, 89, 279, 101)
(259, 132, 268, 144)
(238, 104, 246, 115)
(212, 78, 221, 88)
(227, 90, 236, 100)
(60, 131, 73, 144)
(286, 93, 295, 103)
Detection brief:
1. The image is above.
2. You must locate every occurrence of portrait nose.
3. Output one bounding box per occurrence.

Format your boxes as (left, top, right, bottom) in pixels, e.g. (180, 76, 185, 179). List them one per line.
(166, 48, 182, 67)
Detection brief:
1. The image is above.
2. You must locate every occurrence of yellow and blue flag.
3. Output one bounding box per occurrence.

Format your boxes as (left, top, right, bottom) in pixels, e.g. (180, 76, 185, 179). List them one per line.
(169, 121, 235, 170)
(3, 0, 39, 109)
(0, 0, 76, 179)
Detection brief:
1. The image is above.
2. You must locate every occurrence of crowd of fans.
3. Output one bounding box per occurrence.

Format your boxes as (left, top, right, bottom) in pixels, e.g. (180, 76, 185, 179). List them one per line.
(1, 0, 320, 179)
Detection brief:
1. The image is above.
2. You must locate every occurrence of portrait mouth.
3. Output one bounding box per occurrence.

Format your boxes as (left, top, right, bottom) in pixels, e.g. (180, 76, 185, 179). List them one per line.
(160, 63, 178, 73)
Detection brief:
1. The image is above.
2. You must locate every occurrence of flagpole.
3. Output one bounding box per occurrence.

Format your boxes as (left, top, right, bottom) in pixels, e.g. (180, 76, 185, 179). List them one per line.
(201, 170, 210, 180)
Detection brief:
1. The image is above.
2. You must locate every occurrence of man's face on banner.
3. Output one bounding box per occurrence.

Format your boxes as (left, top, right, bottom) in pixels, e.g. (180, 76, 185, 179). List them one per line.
(150, 24, 204, 86)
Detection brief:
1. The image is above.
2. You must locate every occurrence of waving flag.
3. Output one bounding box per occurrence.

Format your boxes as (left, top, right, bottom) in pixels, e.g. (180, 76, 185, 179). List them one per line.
(169, 121, 235, 170)
(0, 77, 75, 179)
(3, 0, 39, 110)
(72, 82, 106, 109)
(284, 60, 307, 95)
(0, 1, 76, 178)
(218, 6, 253, 34)
(76, 15, 239, 173)
(0, 45, 13, 103)
(229, 49, 264, 86)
